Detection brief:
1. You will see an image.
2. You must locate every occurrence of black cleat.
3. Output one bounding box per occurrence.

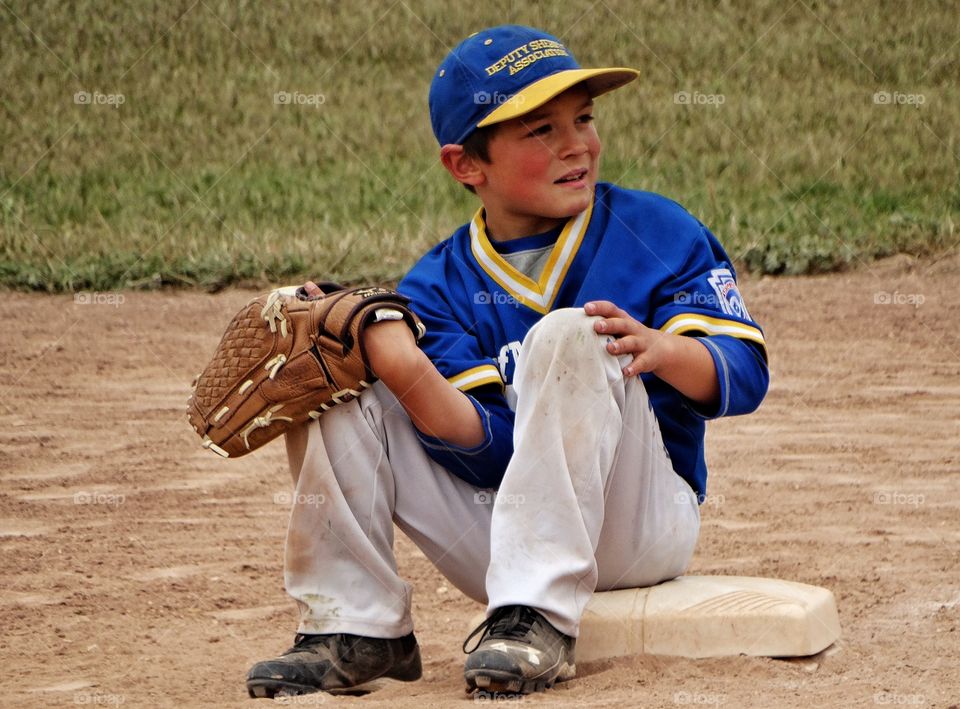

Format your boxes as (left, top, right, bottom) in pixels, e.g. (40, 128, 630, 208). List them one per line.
(463, 605, 576, 694)
(246, 631, 422, 698)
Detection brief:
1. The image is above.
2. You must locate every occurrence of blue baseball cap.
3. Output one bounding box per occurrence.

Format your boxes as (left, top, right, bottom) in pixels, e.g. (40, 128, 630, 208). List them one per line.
(429, 25, 638, 146)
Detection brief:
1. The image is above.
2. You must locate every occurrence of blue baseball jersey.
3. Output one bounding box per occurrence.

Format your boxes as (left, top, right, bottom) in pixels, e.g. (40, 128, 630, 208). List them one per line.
(398, 182, 769, 500)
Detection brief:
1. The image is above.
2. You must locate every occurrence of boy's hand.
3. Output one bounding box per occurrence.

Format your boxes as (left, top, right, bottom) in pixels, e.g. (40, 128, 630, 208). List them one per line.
(585, 300, 720, 407)
(302, 280, 323, 297)
(584, 300, 673, 377)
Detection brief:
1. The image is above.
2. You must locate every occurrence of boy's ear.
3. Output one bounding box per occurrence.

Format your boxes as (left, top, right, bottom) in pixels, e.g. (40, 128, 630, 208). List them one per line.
(440, 145, 485, 189)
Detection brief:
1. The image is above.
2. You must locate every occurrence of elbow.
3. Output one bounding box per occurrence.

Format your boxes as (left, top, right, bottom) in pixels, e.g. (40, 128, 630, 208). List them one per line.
(742, 361, 770, 414)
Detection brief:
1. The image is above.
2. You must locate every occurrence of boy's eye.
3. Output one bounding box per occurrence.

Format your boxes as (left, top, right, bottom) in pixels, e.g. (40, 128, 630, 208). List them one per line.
(523, 112, 593, 137)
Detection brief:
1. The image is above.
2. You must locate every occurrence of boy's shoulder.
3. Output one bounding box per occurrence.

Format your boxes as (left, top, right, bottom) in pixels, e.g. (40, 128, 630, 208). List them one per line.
(593, 182, 717, 264)
(398, 221, 471, 294)
(596, 182, 702, 233)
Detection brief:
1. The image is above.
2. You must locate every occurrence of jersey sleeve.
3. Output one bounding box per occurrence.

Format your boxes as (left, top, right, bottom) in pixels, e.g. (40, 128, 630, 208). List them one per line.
(652, 221, 769, 418)
(397, 250, 515, 488)
(411, 386, 515, 488)
(399, 249, 503, 392)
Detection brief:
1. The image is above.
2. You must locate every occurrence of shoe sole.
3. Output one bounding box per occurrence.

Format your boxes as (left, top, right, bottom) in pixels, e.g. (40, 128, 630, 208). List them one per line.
(465, 661, 576, 695)
(247, 659, 422, 698)
(248, 679, 319, 698)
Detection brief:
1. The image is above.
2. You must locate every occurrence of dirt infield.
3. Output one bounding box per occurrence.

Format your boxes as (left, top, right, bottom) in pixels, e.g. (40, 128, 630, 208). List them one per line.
(2, 254, 958, 708)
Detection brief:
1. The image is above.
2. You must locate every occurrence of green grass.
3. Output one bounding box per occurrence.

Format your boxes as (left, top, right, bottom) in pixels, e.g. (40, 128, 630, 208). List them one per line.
(1, 0, 957, 290)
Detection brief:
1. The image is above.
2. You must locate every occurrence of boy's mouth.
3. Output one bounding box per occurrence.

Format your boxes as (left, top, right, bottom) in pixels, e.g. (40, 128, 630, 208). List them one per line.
(554, 168, 588, 184)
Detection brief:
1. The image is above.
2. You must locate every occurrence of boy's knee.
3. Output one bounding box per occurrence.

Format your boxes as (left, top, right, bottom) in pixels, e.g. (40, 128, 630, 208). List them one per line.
(522, 307, 608, 365)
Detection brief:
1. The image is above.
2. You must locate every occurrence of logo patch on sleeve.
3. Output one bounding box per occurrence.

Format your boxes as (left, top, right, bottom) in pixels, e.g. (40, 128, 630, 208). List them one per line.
(707, 268, 751, 320)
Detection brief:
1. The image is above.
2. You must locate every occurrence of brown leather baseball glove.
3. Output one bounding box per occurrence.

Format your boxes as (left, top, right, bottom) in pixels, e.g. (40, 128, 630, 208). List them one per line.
(187, 282, 424, 458)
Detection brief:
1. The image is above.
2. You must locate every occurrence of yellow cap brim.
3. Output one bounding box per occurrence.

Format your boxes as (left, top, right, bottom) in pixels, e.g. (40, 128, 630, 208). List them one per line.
(476, 67, 639, 129)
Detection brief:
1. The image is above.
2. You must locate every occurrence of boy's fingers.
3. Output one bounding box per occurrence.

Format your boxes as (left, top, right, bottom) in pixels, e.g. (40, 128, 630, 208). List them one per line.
(304, 281, 322, 296)
(607, 334, 642, 355)
(584, 300, 620, 317)
(595, 316, 638, 335)
(624, 354, 651, 376)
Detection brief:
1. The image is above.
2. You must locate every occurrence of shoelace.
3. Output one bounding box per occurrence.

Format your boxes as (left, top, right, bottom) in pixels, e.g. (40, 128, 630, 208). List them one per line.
(462, 605, 539, 654)
(288, 633, 335, 654)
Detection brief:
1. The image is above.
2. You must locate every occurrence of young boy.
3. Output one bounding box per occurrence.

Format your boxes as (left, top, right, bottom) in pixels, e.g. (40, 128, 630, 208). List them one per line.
(246, 24, 768, 698)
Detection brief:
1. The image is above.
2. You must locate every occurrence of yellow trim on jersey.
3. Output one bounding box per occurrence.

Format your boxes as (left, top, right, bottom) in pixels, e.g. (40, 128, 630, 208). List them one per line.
(469, 201, 593, 315)
(447, 365, 504, 391)
(661, 313, 767, 350)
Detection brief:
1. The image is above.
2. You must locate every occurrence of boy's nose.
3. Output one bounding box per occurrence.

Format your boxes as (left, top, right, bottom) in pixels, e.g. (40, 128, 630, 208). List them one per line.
(557, 130, 589, 159)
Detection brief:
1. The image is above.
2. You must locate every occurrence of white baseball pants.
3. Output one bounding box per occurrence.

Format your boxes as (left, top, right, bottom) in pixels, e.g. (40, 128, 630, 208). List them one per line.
(282, 308, 701, 638)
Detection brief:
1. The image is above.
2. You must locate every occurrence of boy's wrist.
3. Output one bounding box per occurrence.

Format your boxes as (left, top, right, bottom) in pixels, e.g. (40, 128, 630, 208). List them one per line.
(649, 332, 682, 378)
(653, 334, 720, 407)
(365, 320, 423, 383)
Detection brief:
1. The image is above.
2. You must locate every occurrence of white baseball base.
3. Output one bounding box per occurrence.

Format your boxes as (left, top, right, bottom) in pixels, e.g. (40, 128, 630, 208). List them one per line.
(469, 576, 841, 662)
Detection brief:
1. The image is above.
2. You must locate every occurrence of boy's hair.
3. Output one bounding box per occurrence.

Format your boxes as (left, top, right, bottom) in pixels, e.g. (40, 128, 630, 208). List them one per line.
(460, 125, 495, 194)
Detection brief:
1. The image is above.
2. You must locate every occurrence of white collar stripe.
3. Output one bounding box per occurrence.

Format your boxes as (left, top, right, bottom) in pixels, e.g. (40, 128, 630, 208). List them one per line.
(469, 205, 591, 314)
(540, 208, 587, 307)
(469, 220, 548, 306)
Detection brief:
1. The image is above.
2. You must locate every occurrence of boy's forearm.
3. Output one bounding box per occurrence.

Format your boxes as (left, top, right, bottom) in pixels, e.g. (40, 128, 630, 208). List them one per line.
(384, 351, 486, 447)
(366, 322, 486, 448)
(653, 335, 720, 407)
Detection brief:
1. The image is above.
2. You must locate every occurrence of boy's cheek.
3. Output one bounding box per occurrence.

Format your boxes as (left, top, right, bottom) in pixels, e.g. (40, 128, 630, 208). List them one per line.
(517, 150, 555, 178)
(501, 160, 553, 191)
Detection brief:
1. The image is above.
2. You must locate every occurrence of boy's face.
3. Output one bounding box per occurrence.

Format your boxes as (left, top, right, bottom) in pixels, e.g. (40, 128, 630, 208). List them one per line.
(475, 85, 601, 238)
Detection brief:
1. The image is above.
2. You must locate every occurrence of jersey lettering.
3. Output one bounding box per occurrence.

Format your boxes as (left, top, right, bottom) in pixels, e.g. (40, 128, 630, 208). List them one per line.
(496, 340, 523, 382)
